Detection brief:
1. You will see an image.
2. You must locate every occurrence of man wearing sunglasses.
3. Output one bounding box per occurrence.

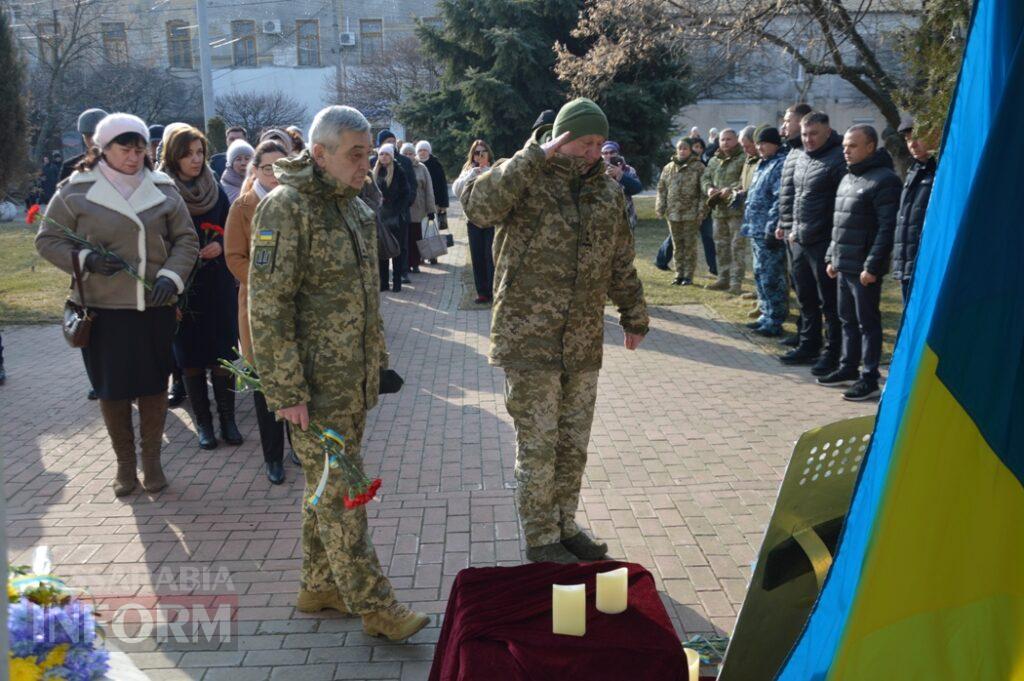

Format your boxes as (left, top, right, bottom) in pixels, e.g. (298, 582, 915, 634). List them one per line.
(459, 98, 649, 565)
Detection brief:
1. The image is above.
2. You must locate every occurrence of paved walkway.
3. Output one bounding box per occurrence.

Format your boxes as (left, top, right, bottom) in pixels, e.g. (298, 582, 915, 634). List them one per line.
(2, 207, 874, 680)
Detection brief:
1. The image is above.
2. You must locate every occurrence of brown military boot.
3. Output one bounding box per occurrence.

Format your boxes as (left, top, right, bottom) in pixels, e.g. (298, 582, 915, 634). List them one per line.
(704, 278, 730, 291)
(296, 589, 352, 615)
(362, 602, 429, 641)
(525, 542, 578, 564)
(99, 399, 138, 497)
(138, 392, 169, 493)
(561, 531, 609, 561)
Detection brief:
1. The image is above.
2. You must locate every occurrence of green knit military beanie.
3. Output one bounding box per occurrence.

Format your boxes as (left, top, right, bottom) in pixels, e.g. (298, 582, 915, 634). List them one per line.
(552, 97, 609, 142)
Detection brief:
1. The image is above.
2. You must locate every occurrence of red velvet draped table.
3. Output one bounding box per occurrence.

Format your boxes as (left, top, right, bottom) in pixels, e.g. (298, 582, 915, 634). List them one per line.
(429, 561, 688, 681)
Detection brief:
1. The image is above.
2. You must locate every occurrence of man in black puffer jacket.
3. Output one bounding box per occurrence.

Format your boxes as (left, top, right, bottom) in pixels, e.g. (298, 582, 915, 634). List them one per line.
(820, 125, 901, 402)
(776, 102, 814, 348)
(776, 111, 847, 375)
(891, 117, 937, 304)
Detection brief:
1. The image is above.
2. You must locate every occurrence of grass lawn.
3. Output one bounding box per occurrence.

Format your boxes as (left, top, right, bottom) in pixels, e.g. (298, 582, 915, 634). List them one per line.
(630, 196, 905, 360)
(0, 222, 68, 325)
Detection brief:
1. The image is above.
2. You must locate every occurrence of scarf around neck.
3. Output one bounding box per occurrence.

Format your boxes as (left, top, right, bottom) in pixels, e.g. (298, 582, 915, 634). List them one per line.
(98, 159, 144, 199)
(164, 164, 220, 216)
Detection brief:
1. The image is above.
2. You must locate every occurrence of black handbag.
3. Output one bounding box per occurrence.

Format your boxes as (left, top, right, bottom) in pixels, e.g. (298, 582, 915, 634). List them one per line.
(377, 214, 401, 261)
(63, 250, 95, 348)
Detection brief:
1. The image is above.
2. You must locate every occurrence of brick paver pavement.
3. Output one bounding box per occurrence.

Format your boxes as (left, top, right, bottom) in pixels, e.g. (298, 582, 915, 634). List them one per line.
(2, 205, 875, 680)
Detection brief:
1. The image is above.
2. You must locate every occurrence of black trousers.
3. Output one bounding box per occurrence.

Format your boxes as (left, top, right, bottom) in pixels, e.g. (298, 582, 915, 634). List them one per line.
(837, 271, 883, 381)
(467, 223, 495, 297)
(378, 220, 409, 291)
(791, 239, 840, 358)
(252, 388, 287, 464)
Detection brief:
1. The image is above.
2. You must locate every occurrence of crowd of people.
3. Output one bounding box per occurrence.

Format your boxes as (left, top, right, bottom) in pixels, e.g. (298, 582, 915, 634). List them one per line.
(19, 92, 936, 646)
(656, 103, 936, 402)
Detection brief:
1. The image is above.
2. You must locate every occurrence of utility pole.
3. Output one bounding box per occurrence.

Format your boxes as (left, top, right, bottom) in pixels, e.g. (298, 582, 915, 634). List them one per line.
(196, 0, 215, 127)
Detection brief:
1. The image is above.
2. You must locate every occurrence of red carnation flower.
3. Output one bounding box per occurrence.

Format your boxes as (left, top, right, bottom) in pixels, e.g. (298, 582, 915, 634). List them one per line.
(26, 204, 41, 224)
(200, 222, 224, 236)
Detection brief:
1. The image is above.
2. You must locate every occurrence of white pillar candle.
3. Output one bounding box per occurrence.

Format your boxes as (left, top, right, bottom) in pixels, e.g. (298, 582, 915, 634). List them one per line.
(552, 583, 586, 636)
(685, 647, 701, 681)
(595, 567, 628, 614)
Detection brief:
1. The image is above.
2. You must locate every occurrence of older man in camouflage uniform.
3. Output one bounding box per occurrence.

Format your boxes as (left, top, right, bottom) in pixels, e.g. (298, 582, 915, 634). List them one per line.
(702, 128, 748, 294)
(460, 98, 649, 564)
(656, 137, 706, 286)
(248, 105, 428, 641)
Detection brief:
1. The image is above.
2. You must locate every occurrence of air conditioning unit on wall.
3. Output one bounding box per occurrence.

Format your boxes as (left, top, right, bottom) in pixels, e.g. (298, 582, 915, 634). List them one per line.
(262, 19, 282, 34)
(339, 31, 356, 46)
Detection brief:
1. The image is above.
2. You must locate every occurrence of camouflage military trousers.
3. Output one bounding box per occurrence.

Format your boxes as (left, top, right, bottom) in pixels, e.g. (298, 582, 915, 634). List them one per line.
(750, 236, 790, 331)
(293, 411, 395, 614)
(504, 368, 600, 547)
(668, 219, 701, 280)
(713, 216, 748, 288)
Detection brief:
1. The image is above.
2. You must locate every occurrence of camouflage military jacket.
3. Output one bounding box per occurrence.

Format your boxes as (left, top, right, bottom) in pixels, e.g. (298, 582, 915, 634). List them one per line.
(248, 151, 385, 415)
(460, 134, 649, 373)
(655, 156, 705, 223)
(701, 146, 747, 218)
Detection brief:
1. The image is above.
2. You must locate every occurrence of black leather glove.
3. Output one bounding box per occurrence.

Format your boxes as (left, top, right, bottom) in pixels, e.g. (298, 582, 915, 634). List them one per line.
(84, 251, 125, 276)
(379, 368, 404, 395)
(149, 276, 178, 306)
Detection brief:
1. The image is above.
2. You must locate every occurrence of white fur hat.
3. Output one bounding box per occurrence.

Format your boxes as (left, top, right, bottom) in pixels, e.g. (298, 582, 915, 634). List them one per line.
(378, 143, 396, 157)
(93, 113, 149, 149)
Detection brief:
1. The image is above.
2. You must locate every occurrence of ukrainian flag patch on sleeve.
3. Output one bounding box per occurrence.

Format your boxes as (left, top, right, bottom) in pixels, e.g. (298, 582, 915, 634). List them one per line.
(257, 229, 275, 242)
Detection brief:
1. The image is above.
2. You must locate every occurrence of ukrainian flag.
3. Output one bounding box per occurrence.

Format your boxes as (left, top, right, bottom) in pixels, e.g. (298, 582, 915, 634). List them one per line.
(777, 1, 1024, 678)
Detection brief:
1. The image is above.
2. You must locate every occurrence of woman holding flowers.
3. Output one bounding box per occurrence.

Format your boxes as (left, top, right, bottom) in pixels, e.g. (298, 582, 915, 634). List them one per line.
(159, 125, 242, 451)
(225, 139, 290, 484)
(35, 113, 199, 496)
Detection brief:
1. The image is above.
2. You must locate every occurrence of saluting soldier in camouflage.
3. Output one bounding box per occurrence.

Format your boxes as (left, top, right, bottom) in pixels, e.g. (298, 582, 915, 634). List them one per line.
(459, 98, 649, 564)
(247, 105, 428, 641)
(656, 137, 706, 285)
(701, 129, 749, 294)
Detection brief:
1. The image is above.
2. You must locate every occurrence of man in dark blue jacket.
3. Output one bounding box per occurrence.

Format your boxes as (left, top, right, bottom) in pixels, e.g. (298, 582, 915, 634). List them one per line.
(776, 112, 847, 376)
(891, 118, 937, 304)
(820, 125, 901, 401)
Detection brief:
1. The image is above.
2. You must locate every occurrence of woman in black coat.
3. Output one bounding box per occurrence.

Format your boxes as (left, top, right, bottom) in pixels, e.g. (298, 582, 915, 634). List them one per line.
(417, 141, 450, 264)
(159, 125, 242, 450)
(374, 144, 411, 292)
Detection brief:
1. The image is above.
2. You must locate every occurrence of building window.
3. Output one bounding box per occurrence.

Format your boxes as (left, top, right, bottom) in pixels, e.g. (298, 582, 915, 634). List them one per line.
(231, 20, 257, 67)
(360, 19, 382, 64)
(102, 22, 128, 64)
(166, 20, 193, 69)
(296, 19, 319, 66)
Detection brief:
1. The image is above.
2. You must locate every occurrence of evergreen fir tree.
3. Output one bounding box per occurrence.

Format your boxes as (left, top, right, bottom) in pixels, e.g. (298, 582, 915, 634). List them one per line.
(0, 11, 30, 195)
(399, 0, 692, 184)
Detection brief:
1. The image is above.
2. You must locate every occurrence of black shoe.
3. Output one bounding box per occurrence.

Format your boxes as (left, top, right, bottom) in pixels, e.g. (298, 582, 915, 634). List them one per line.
(392, 284, 401, 292)
(745, 321, 763, 329)
(410, 266, 420, 273)
(289, 449, 301, 466)
(211, 374, 243, 446)
(428, 259, 438, 264)
(87, 388, 98, 400)
(671, 277, 684, 286)
(779, 334, 800, 348)
(843, 379, 881, 401)
(779, 347, 820, 365)
(184, 374, 217, 450)
(380, 283, 389, 292)
(816, 368, 860, 387)
(266, 461, 285, 485)
(680, 278, 692, 286)
(168, 380, 186, 407)
(0, 363, 6, 385)
(810, 356, 840, 377)
(654, 261, 670, 271)
(753, 325, 783, 337)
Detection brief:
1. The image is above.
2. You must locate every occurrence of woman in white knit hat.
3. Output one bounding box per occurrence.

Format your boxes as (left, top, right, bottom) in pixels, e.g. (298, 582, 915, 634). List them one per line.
(35, 113, 200, 497)
(220, 138, 255, 203)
